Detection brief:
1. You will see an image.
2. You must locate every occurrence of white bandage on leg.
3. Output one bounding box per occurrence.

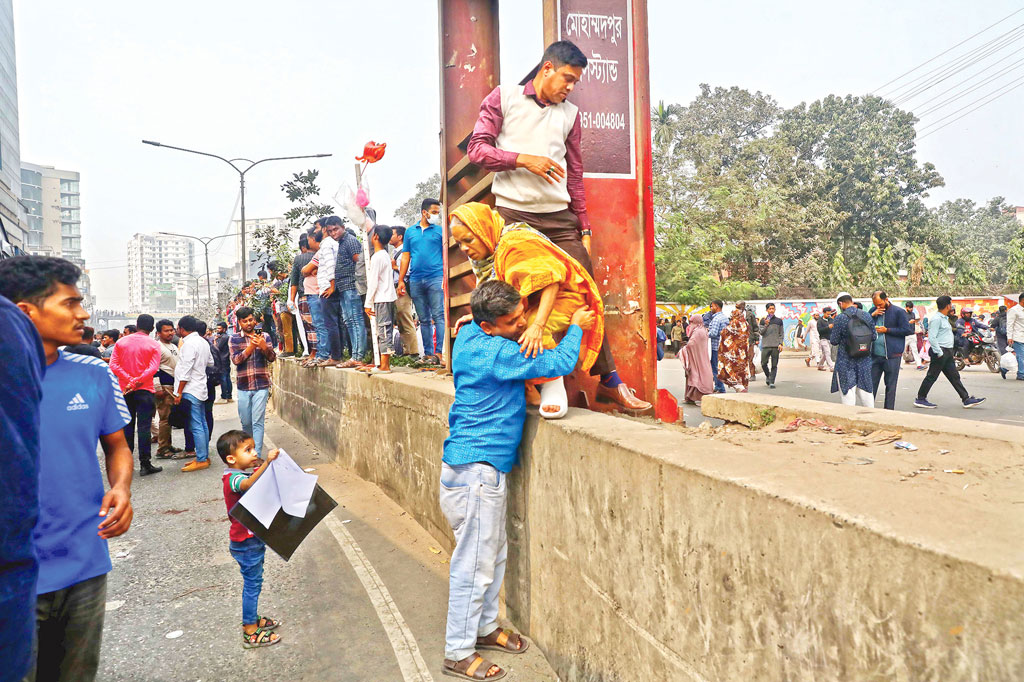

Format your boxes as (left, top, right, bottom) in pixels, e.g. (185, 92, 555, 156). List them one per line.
(539, 377, 568, 420)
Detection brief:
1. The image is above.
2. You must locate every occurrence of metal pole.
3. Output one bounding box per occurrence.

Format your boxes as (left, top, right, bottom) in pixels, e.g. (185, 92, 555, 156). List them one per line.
(204, 241, 212, 301)
(239, 172, 247, 282)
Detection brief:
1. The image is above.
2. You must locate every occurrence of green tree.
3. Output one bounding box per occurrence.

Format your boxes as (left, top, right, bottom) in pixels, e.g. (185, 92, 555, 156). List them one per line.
(281, 169, 335, 230)
(922, 250, 949, 287)
(395, 173, 442, 226)
(1006, 238, 1024, 289)
(954, 253, 988, 290)
(922, 197, 1020, 283)
(826, 251, 854, 292)
(778, 95, 943, 269)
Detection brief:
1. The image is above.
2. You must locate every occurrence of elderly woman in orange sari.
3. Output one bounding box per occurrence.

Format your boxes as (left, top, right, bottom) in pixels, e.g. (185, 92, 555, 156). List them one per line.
(449, 202, 604, 419)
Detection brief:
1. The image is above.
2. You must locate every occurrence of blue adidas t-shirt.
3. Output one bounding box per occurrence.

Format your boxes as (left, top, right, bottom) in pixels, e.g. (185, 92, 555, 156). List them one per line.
(35, 351, 131, 594)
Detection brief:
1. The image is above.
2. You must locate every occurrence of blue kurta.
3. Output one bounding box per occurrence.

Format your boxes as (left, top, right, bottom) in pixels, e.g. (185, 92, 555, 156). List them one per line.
(829, 306, 877, 394)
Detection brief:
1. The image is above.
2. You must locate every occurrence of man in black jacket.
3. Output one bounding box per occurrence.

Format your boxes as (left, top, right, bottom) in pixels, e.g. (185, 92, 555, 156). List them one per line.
(869, 291, 914, 410)
(213, 321, 232, 402)
(758, 303, 784, 387)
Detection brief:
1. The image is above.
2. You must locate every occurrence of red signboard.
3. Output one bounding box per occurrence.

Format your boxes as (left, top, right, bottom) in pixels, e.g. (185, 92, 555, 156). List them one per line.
(558, 0, 635, 178)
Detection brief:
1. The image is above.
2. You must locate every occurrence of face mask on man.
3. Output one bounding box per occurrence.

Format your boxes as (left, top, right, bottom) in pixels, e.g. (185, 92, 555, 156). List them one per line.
(427, 213, 441, 226)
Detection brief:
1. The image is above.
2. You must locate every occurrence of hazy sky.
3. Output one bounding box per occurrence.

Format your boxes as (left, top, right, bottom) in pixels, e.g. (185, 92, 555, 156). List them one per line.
(14, 0, 1024, 309)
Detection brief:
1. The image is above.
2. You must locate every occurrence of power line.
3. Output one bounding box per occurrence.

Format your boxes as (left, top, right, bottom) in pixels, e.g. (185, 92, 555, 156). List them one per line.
(875, 6, 1024, 92)
(911, 51, 1024, 112)
(918, 73, 1024, 138)
(889, 25, 1024, 103)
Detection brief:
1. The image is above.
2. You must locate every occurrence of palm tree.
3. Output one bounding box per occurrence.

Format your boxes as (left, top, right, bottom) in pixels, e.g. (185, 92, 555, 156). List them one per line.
(651, 100, 680, 149)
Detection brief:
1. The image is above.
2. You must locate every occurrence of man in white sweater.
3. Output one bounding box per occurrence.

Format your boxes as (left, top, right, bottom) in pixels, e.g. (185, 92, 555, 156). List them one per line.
(467, 40, 651, 414)
(1007, 292, 1024, 381)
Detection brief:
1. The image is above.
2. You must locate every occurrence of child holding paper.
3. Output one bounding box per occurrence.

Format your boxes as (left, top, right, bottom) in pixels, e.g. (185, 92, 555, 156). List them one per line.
(217, 429, 283, 648)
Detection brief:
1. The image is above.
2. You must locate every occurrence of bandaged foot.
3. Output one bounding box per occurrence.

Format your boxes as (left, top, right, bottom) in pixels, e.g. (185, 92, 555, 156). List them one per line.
(539, 377, 568, 420)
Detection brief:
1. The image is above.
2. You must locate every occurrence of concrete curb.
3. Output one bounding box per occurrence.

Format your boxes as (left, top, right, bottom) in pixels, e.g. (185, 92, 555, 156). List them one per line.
(701, 392, 1024, 455)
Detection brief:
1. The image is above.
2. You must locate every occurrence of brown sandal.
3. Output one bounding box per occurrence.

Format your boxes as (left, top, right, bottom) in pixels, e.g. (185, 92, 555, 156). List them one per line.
(241, 627, 280, 649)
(441, 653, 506, 680)
(476, 629, 529, 655)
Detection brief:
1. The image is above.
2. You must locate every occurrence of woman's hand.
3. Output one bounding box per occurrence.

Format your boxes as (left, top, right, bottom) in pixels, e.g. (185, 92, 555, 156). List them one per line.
(518, 323, 546, 358)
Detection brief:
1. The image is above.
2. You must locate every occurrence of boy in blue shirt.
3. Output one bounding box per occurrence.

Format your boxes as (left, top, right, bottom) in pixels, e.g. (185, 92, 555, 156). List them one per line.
(0, 256, 135, 682)
(440, 280, 595, 681)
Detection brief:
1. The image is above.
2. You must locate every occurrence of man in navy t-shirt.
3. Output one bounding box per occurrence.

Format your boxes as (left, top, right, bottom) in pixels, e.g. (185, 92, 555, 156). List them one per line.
(0, 293, 45, 682)
(0, 256, 135, 682)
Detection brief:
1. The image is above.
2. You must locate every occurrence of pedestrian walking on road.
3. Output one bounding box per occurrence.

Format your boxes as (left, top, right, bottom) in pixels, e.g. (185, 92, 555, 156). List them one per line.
(816, 308, 835, 371)
(830, 293, 876, 407)
(680, 314, 713, 404)
(902, 301, 926, 369)
(804, 312, 821, 367)
(174, 315, 214, 472)
(718, 308, 751, 392)
(670, 318, 685, 355)
(217, 430, 283, 649)
(707, 300, 729, 393)
(441, 281, 595, 681)
(868, 291, 914, 410)
(915, 295, 986, 409)
(230, 306, 276, 456)
(1002, 292, 1024, 381)
(758, 303, 784, 388)
(0, 256, 135, 682)
(110, 314, 163, 476)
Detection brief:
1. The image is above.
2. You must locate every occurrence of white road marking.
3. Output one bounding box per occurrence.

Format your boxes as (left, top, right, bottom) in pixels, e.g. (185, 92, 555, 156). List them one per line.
(324, 514, 435, 682)
(262, 432, 434, 681)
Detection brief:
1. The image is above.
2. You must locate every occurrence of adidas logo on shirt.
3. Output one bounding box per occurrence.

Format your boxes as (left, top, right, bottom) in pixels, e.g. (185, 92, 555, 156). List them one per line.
(67, 393, 90, 411)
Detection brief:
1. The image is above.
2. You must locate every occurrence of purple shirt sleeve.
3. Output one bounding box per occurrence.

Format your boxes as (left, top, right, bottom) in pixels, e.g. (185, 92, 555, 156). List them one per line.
(467, 87, 519, 172)
(565, 111, 590, 231)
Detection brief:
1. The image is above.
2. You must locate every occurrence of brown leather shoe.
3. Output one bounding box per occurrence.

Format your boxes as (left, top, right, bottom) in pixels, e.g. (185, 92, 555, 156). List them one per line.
(340, 359, 362, 369)
(596, 382, 653, 414)
(316, 358, 340, 367)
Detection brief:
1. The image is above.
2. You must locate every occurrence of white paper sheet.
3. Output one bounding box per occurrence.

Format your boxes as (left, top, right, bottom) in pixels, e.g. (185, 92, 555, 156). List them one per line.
(237, 449, 319, 527)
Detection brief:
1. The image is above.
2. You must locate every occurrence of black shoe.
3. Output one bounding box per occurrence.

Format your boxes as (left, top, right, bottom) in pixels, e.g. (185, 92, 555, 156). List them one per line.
(140, 463, 163, 476)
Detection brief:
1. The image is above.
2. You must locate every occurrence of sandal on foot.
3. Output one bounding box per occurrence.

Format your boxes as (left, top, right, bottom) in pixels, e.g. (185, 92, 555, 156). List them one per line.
(256, 616, 280, 631)
(242, 627, 281, 649)
(442, 654, 506, 680)
(476, 628, 530, 655)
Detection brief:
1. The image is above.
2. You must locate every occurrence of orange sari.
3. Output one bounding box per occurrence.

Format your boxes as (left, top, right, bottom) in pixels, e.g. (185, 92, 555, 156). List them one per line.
(450, 202, 605, 374)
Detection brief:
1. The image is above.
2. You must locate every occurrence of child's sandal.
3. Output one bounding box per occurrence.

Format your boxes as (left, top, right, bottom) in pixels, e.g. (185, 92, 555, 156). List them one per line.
(242, 627, 281, 649)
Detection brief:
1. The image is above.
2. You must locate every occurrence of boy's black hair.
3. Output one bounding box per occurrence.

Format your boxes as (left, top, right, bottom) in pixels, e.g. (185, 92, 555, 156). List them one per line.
(137, 313, 155, 333)
(177, 315, 200, 334)
(393, 226, 406, 239)
(299, 233, 309, 250)
(197, 320, 208, 336)
(471, 280, 522, 325)
(216, 321, 227, 330)
(217, 429, 254, 464)
(323, 215, 344, 227)
(235, 306, 255, 321)
(420, 198, 440, 213)
(103, 329, 120, 341)
(156, 318, 174, 333)
(936, 295, 952, 311)
(0, 255, 81, 307)
(124, 324, 138, 334)
(519, 40, 588, 85)
(81, 326, 95, 342)
(373, 225, 393, 246)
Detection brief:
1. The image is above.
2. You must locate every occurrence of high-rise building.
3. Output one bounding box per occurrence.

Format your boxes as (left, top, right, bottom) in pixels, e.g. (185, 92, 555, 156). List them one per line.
(231, 216, 291, 281)
(127, 233, 195, 312)
(0, 0, 25, 255)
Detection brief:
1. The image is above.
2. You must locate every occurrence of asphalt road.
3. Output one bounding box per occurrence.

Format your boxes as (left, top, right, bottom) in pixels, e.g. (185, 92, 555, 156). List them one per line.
(659, 351, 1024, 427)
(96, 400, 556, 682)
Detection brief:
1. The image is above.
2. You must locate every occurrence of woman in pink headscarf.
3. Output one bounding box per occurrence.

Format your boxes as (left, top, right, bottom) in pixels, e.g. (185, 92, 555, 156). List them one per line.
(679, 314, 714, 404)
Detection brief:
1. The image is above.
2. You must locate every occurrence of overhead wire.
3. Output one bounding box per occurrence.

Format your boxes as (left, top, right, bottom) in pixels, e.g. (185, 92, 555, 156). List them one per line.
(911, 51, 1024, 113)
(873, 6, 1024, 92)
(917, 72, 1024, 138)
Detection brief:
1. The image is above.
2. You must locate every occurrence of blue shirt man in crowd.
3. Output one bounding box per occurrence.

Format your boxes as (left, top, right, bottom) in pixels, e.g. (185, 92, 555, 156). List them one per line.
(915, 295, 986, 409)
(439, 280, 595, 680)
(0, 256, 135, 682)
(0, 293, 45, 682)
(398, 198, 446, 361)
(705, 299, 729, 393)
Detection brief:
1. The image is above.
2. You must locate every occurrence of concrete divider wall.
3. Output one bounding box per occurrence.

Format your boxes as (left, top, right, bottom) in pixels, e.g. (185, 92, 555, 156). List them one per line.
(273, 359, 1024, 682)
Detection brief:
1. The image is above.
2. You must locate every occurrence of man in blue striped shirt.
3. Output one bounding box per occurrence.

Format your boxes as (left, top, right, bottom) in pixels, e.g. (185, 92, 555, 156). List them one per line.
(440, 280, 595, 680)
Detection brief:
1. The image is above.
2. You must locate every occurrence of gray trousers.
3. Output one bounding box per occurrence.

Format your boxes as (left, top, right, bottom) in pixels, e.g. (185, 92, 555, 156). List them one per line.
(375, 302, 395, 355)
(23, 574, 107, 682)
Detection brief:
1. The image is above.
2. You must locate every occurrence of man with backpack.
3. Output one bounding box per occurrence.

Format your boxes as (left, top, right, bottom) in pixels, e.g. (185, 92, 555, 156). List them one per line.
(829, 293, 876, 407)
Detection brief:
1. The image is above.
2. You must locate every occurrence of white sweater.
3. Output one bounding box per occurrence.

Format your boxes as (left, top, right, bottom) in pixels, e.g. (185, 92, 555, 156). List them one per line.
(365, 249, 397, 307)
(492, 84, 578, 213)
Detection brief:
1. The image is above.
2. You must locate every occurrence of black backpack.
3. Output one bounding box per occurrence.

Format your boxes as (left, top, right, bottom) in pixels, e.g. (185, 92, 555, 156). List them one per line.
(846, 312, 873, 358)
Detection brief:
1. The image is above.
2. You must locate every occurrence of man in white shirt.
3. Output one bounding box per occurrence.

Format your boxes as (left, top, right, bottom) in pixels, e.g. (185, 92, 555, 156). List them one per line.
(314, 220, 342, 367)
(173, 315, 214, 472)
(1006, 292, 1024, 381)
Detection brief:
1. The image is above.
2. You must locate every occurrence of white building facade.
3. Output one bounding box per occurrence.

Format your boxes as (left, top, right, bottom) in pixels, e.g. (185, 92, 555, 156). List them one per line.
(0, 0, 25, 255)
(127, 233, 195, 312)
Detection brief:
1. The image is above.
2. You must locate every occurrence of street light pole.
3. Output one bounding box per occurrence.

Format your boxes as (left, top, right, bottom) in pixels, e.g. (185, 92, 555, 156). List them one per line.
(158, 231, 243, 301)
(142, 141, 331, 282)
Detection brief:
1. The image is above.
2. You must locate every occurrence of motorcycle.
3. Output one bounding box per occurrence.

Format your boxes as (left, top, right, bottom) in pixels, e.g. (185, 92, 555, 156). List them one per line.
(954, 329, 1000, 373)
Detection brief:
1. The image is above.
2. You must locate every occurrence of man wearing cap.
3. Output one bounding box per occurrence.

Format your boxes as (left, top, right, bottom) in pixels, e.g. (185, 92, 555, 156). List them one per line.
(816, 307, 835, 371)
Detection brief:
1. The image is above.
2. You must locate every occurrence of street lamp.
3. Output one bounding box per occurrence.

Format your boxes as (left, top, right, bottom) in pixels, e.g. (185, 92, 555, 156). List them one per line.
(142, 140, 331, 281)
(158, 230, 242, 301)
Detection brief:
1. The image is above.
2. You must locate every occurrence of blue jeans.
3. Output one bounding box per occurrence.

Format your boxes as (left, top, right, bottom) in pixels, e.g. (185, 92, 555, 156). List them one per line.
(340, 288, 366, 360)
(439, 461, 507, 661)
(220, 369, 233, 399)
(308, 295, 331, 360)
(237, 388, 269, 456)
(409, 277, 445, 356)
(229, 537, 266, 625)
(710, 346, 725, 392)
(1015, 341, 1024, 380)
(182, 393, 209, 462)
